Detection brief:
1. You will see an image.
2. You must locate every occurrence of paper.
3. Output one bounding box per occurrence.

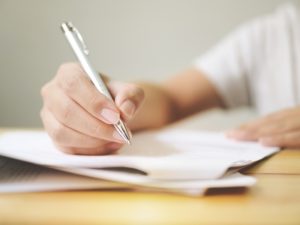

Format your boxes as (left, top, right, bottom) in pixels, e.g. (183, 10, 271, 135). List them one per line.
(59, 166, 256, 190)
(0, 155, 254, 195)
(0, 130, 278, 180)
(0, 156, 127, 193)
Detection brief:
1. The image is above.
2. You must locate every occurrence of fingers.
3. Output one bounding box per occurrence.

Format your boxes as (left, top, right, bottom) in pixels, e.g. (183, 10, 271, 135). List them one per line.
(41, 107, 124, 154)
(108, 81, 145, 121)
(227, 114, 283, 140)
(53, 63, 145, 124)
(55, 63, 120, 125)
(259, 131, 300, 148)
(42, 85, 125, 143)
(55, 142, 123, 155)
(41, 107, 106, 149)
(228, 116, 300, 141)
(227, 120, 292, 141)
(226, 107, 300, 148)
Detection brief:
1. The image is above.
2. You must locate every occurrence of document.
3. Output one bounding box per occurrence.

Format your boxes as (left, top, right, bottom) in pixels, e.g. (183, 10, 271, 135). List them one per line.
(0, 156, 127, 193)
(0, 155, 254, 195)
(0, 129, 279, 194)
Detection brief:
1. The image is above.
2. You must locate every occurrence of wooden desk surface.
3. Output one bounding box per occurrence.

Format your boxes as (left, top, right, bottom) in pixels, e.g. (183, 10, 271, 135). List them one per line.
(0, 128, 300, 225)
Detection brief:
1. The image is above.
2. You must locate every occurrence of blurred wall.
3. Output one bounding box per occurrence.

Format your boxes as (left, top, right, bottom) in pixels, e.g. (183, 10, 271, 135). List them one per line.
(0, 0, 299, 127)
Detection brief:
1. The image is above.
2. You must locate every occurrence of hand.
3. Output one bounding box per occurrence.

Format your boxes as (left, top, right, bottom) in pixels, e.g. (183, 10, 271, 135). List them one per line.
(226, 107, 300, 148)
(40, 62, 144, 155)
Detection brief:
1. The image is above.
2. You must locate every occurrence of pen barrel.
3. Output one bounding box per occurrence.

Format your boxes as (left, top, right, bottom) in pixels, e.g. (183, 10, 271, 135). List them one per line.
(63, 28, 113, 100)
(74, 49, 113, 100)
(79, 55, 112, 100)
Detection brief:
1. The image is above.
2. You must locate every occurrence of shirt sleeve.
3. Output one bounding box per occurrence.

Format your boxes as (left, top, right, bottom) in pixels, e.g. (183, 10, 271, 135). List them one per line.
(194, 18, 266, 108)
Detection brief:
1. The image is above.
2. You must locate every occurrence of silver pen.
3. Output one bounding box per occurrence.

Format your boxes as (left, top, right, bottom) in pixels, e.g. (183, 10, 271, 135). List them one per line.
(61, 22, 131, 144)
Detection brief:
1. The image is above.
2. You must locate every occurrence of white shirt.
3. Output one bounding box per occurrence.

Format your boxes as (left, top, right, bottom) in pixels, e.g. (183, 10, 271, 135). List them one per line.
(195, 4, 300, 115)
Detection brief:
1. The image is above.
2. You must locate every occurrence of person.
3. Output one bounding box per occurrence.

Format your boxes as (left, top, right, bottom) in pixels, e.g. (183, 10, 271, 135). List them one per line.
(41, 4, 300, 155)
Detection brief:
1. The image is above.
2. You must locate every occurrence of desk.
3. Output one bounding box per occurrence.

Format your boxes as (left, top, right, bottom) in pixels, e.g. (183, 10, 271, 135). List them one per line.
(0, 127, 299, 225)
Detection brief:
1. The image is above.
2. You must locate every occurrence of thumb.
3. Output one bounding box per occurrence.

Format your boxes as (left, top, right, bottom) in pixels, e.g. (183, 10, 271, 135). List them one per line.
(108, 81, 145, 122)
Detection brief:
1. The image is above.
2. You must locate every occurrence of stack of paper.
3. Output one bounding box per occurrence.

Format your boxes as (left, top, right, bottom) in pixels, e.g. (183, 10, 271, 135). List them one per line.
(0, 129, 279, 195)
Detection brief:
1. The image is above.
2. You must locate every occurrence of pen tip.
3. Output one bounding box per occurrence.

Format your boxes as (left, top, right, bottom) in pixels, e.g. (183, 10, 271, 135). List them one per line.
(114, 120, 132, 145)
(125, 138, 131, 145)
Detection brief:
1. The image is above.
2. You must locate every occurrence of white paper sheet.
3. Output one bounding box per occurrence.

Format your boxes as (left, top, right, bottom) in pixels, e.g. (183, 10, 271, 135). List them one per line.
(0, 156, 254, 195)
(0, 130, 278, 180)
(0, 156, 127, 193)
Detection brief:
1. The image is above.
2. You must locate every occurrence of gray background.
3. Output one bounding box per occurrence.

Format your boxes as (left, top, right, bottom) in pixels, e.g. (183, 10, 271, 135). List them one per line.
(0, 0, 299, 127)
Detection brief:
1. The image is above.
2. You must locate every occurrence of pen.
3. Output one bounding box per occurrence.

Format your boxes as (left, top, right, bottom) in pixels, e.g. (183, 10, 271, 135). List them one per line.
(60, 22, 132, 145)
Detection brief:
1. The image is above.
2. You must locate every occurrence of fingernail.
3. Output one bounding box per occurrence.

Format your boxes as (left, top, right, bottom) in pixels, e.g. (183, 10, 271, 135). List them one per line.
(259, 137, 277, 146)
(226, 129, 237, 137)
(120, 100, 136, 118)
(113, 131, 126, 143)
(227, 130, 250, 140)
(100, 108, 120, 124)
(226, 129, 242, 137)
(106, 142, 123, 151)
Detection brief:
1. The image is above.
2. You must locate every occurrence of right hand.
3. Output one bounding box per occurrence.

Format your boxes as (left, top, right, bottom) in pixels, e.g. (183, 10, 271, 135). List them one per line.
(40, 62, 144, 155)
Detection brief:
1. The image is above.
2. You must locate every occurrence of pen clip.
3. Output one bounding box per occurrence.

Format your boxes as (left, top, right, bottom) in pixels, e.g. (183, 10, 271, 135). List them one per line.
(66, 22, 89, 55)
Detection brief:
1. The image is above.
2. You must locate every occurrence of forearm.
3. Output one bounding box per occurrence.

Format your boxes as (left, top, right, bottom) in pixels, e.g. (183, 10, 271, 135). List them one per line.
(128, 68, 224, 132)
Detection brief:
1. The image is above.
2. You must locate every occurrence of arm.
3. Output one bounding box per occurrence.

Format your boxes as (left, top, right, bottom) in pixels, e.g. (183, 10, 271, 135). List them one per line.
(41, 63, 223, 155)
(129, 67, 224, 131)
